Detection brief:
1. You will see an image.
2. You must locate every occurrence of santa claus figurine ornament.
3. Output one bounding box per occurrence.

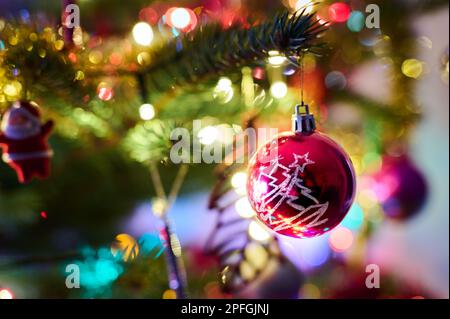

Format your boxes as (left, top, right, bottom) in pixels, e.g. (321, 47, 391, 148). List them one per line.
(0, 101, 54, 183)
(246, 103, 356, 238)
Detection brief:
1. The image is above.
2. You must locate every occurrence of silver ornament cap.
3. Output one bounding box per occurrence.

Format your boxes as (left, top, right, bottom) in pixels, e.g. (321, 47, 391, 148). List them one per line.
(292, 102, 316, 133)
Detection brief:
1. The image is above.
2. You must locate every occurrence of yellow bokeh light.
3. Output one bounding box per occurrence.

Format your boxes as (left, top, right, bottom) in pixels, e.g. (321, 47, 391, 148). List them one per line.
(137, 52, 151, 66)
(248, 220, 271, 243)
(54, 40, 65, 51)
(244, 242, 269, 270)
(89, 50, 103, 64)
(300, 283, 321, 299)
(239, 260, 256, 281)
(402, 59, 424, 79)
(162, 289, 177, 299)
(111, 233, 139, 262)
(74, 70, 85, 81)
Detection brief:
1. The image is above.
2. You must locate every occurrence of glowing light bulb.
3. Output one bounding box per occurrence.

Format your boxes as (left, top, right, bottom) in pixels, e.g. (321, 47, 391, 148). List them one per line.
(270, 81, 288, 99)
(139, 103, 155, 120)
(0, 289, 14, 299)
(248, 221, 271, 242)
(198, 126, 219, 145)
(132, 22, 154, 46)
(171, 8, 191, 29)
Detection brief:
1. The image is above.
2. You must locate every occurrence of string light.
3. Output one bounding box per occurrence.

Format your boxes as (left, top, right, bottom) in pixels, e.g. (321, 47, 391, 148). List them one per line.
(139, 103, 155, 120)
(132, 22, 154, 46)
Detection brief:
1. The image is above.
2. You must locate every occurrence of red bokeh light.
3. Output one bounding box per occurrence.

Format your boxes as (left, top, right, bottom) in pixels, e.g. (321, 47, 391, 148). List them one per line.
(329, 2, 351, 23)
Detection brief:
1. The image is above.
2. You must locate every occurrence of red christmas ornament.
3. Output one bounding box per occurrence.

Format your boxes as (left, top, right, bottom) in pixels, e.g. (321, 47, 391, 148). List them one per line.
(0, 101, 54, 183)
(246, 104, 356, 238)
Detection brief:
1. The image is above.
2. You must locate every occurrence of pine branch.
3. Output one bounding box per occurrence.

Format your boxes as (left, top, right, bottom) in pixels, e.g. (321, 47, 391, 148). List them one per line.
(141, 10, 326, 94)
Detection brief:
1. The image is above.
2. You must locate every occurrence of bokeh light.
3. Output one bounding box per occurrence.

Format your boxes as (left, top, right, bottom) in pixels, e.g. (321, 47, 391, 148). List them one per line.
(111, 233, 139, 262)
(347, 11, 365, 32)
(329, 227, 354, 252)
(234, 197, 256, 218)
(170, 8, 191, 29)
(300, 283, 321, 299)
(132, 22, 154, 46)
(402, 59, 424, 79)
(0, 288, 14, 299)
(139, 103, 155, 120)
(162, 289, 177, 299)
(268, 50, 286, 66)
(270, 81, 288, 99)
(97, 86, 114, 101)
(244, 242, 269, 270)
(341, 203, 364, 230)
(166, 7, 197, 32)
(198, 126, 219, 145)
(329, 2, 351, 23)
(248, 220, 271, 242)
(213, 77, 234, 103)
(231, 171, 247, 190)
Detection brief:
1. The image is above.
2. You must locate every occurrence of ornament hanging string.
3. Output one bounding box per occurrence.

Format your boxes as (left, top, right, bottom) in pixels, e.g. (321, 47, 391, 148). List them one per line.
(299, 51, 307, 107)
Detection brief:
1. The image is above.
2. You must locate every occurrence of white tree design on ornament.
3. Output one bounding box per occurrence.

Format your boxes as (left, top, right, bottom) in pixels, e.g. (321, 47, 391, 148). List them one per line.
(254, 153, 329, 232)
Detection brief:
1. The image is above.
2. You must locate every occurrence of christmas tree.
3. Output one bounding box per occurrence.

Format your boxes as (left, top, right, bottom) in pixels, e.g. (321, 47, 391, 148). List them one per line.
(0, 0, 448, 299)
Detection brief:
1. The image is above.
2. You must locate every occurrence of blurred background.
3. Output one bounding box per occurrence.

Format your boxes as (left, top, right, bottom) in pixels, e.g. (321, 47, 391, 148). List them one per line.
(0, 0, 448, 299)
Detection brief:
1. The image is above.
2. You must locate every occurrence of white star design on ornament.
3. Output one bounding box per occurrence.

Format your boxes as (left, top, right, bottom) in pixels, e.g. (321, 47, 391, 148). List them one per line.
(289, 153, 315, 172)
